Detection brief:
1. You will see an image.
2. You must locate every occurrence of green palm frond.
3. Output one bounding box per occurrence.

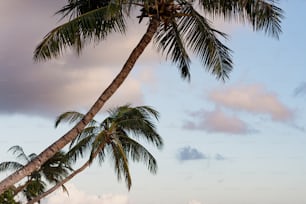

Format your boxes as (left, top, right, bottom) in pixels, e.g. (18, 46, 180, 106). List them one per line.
(89, 131, 108, 163)
(136, 106, 160, 120)
(109, 140, 132, 189)
(155, 20, 191, 80)
(8, 146, 30, 163)
(24, 179, 46, 201)
(61, 184, 70, 196)
(56, 0, 123, 19)
(200, 0, 283, 39)
(34, 3, 126, 61)
(120, 135, 158, 173)
(67, 135, 95, 163)
(0, 162, 24, 172)
(69, 126, 99, 150)
(41, 151, 72, 184)
(108, 105, 162, 146)
(97, 147, 107, 164)
(244, 0, 283, 38)
(112, 105, 158, 128)
(28, 153, 38, 161)
(55, 111, 84, 128)
(180, 4, 233, 80)
(107, 105, 162, 147)
(118, 120, 162, 147)
(55, 111, 99, 128)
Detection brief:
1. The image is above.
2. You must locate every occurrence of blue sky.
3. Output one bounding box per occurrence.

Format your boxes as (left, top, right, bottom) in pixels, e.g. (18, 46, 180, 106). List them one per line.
(1, 1, 306, 204)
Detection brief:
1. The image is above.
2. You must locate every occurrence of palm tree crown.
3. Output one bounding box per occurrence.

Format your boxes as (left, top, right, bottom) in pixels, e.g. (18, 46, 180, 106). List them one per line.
(27, 105, 163, 204)
(34, 0, 283, 80)
(56, 105, 163, 189)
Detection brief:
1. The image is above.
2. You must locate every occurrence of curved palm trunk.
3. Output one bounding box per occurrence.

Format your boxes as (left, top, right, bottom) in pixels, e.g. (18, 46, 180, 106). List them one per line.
(27, 141, 108, 204)
(0, 18, 160, 194)
(13, 180, 31, 196)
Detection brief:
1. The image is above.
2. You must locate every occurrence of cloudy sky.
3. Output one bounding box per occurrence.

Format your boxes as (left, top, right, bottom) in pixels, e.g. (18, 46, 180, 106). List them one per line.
(1, 1, 306, 204)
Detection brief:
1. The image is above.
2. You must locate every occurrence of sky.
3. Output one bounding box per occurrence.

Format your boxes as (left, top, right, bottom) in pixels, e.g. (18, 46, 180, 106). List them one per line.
(1, 0, 306, 204)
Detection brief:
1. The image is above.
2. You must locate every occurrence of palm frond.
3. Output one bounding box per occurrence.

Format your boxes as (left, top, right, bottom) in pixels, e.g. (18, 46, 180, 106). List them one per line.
(154, 20, 191, 80)
(41, 151, 73, 183)
(107, 105, 163, 147)
(61, 184, 70, 196)
(89, 131, 108, 163)
(121, 135, 158, 174)
(56, 0, 126, 19)
(24, 179, 46, 201)
(180, 4, 233, 80)
(8, 145, 30, 163)
(117, 121, 162, 147)
(69, 126, 99, 149)
(97, 147, 107, 164)
(136, 106, 160, 120)
(0, 162, 24, 172)
(109, 140, 132, 189)
(34, 3, 126, 61)
(28, 153, 38, 161)
(199, 0, 283, 39)
(67, 135, 95, 163)
(55, 111, 99, 128)
(243, 0, 283, 38)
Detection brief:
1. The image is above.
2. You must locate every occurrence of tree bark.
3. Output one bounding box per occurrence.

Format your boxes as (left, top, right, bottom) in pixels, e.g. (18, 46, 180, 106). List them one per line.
(0, 18, 160, 194)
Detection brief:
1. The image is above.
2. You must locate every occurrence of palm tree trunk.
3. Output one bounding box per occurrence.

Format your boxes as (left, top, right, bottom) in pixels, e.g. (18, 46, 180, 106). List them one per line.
(0, 18, 160, 194)
(27, 140, 108, 204)
(13, 180, 31, 196)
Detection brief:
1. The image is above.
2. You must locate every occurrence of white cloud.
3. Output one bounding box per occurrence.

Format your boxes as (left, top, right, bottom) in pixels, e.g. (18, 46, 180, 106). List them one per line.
(42, 184, 129, 204)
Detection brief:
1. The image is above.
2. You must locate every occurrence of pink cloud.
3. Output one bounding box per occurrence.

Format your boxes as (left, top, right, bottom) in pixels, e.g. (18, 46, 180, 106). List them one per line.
(184, 108, 250, 134)
(209, 84, 293, 121)
(188, 200, 202, 204)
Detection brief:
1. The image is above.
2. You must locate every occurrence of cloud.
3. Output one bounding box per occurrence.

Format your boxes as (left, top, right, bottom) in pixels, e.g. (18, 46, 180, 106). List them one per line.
(42, 184, 128, 204)
(177, 146, 207, 161)
(183, 108, 250, 134)
(209, 84, 294, 122)
(0, 64, 144, 117)
(294, 82, 306, 96)
(0, 1, 159, 118)
(188, 200, 202, 204)
(214, 153, 226, 161)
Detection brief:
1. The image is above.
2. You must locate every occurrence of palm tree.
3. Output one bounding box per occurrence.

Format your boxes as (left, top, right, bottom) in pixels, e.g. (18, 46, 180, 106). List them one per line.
(0, 188, 20, 204)
(0, 146, 72, 203)
(28, 105, 163, 204)
(0, 0, 283, 192)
